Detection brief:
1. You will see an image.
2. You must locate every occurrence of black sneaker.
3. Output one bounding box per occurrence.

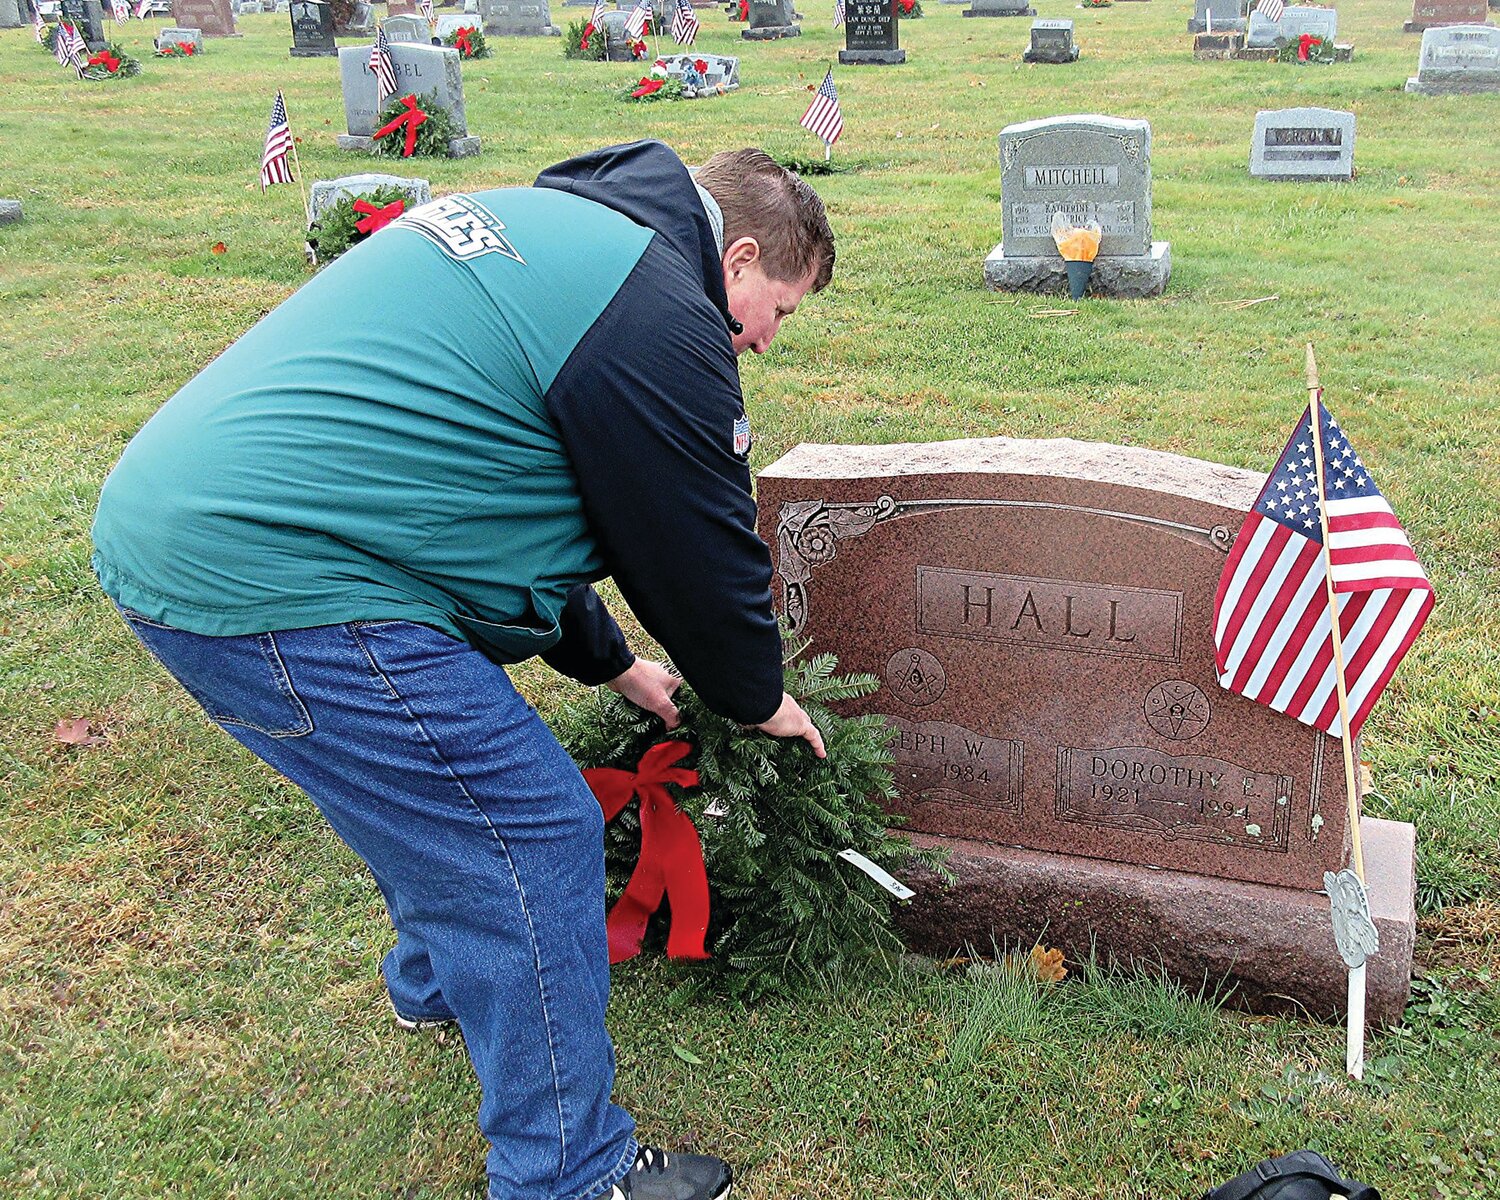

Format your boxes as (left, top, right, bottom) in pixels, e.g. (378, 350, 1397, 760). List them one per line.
(603, 1146, 732, 1200)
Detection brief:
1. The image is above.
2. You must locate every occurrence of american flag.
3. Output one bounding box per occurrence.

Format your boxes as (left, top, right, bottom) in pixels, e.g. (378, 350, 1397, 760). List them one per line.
(1255, 0, 1285, 22)
(624, 0, 652, 38)
(417, 0, 434, 20)
(833, 0, 845, 27)
(58, 20, 88, 74)
(671, 0, 699, 43)
(134, 0, 152, 16)
(370, 25, 398, 105)
(800, 67, 844, 146)
(54, 20, 72, 64)
(1213, 399, 1433, 740)
(588, 0, 606, 23)
(260, 91, 295, 191)
(112, 0, 129, 22)
(34, 4, 47, 40)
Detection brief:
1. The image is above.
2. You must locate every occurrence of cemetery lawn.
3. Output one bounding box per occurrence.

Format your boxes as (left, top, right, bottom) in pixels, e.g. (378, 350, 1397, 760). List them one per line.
(3, 0, 1498, 1195)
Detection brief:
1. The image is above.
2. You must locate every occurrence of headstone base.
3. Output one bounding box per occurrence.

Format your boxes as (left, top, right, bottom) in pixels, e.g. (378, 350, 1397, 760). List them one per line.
(838, 47, 906, 63)
(0, 200, 22, 225)
(290, 44, 340, 54)
(983, 241, 1171, 299)
(1192, 31, 1243, 58)
(1023, 45, 1079, 62)
(336, 134, 482, 157)
(1231, 44, 1276, 59)
(1405, 73, 1500, 92)
(741, 22, 799, 36)
(896, 817, 1416, 1026)
(1404, 17, 1494, 29)
(964, 5, 1035, 14)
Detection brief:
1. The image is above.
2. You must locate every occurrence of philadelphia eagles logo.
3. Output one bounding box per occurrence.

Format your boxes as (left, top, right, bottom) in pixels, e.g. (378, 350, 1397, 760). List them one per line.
(394, 196, 525, 264)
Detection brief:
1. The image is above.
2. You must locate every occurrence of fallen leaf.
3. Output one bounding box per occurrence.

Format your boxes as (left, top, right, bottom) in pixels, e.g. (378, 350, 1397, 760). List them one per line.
(1359, 760, 1374, 793)
(54, 717, 105, 747)
(1031, 945, 1068, 984)
(671, 1043, 705, 1065)
(211, 241, 226, 255)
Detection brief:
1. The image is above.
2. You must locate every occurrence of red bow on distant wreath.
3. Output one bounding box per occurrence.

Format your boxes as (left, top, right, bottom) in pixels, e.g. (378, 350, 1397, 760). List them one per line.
(1297, 32, 1316, 60)
(353, 197, 405, 234)
(372, 94, 427, 158)
(454, 26, 473, 54)
(631, 76, 664, 98)
(584, 742, 711, 963)
(88, 49, 121, 71)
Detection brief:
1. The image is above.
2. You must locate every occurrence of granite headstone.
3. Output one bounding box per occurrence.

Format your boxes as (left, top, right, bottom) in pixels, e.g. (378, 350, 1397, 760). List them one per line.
(597, 9, 637, 58)
(387, 0, 418, 13)
(434, 12, 477, 35)
(1247, 3, 1335, 46)
(964, 0, 1034, 18)
(984, 114, 1170, 298)
(172, 0, 237, 33)
(0, 0, 24, 28)
(839, 0, 904, 63)
(658, 52, 740, 94)
(757, 437, 1417, 1024)
(1405, 23, 1500, 90)
(742, 0, 799, 38)
(288, 0, 336, 53)
(308, 172, 432, 226)
(1250, 107, 1355, 181)
(337, 42, 481, 155)
(1404, 0, 1491, 32)
(1186, 0, 1244, 33)
(1024, 18, 1078, 62)
(382, 11, 427, 38)
(61, 0, 106, 47)
(481, 0, 557, 34)
(156, 22, 205, 46)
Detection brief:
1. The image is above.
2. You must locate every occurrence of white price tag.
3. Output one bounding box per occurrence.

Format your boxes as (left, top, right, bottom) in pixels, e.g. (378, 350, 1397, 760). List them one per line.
(837, 849, 916, 900)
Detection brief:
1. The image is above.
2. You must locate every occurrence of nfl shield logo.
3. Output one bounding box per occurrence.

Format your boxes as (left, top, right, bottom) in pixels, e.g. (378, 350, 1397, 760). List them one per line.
(732, 415, 752, 457)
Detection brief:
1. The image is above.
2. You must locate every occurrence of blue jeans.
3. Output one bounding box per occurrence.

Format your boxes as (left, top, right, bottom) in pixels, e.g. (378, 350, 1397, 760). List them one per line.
(115, 609, 638, 1200)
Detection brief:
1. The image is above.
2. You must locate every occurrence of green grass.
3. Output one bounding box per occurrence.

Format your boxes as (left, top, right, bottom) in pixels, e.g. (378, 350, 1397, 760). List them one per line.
(3, 0, 1499, 1195)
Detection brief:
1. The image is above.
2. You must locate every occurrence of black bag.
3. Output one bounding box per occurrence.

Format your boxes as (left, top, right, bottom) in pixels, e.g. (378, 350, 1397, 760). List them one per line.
(1203, 1151, 1380, 1200)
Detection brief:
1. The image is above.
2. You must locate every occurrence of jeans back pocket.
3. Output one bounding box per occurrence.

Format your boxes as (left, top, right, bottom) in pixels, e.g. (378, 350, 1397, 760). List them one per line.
(118, 608, 314, 739)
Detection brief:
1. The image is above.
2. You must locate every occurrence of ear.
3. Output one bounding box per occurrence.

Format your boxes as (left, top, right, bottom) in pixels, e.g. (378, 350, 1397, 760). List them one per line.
(722, 236, 761, 275)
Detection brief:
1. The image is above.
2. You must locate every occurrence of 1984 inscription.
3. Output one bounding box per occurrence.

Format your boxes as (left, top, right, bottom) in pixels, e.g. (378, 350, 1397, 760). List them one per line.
(916, 567, 1182, 662)
(887, 715, 1022, 813)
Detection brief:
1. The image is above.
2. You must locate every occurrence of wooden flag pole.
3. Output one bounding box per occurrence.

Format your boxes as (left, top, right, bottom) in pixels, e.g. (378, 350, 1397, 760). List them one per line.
(1306, 342, 1369, 1079)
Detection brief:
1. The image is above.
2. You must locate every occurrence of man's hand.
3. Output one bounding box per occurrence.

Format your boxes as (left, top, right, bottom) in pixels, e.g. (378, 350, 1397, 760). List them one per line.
(606, 659, 682, 729)
(756, 692, 827, 758)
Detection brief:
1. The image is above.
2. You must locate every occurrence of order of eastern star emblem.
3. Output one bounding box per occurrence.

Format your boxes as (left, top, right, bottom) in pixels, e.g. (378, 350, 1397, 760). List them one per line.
(1143, 680, 1211, 741)
(393, 196, 525, 264)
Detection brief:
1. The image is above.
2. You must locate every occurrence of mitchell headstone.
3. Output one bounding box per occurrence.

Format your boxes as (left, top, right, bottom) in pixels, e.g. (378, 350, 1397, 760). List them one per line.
(1250, 107, 1354, 181)
(1023, 18, 1078, 62)
(1247, 2, 1335, 46)
(288, 0, 337, 53)
(757, 437, 1417, 1024)
(839, 0, 904, 63)
(337, 42, 481, 155)
(1186, 0, 1244, 33)
(381, 11, 427, 38)
(172, 0, 237, 33)
(964, 0, 1034, 18)
(308, 172, 432, 226)
(983, 114, 1170, 299)
(658, 52, 740, 94)
(61, 0, 106, 47)
(480, 0, 558, 34)
(1405, 23, 1500, 90)
(742, 0, 799, 38)
(1404, 0, 1491, 32)
(156, 22, 205, 47)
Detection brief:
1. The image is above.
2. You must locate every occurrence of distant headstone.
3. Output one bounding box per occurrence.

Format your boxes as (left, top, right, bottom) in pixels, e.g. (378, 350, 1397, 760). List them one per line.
(1186, 0, 1244, 33)
(387, 0, 418, 13)
(0, 0, 23, 29)
(238, 0, 263, 13)
(839, 0, 904, 63)
(1250, 107, 1354, 181)
(597, 9, 637, 58)
(309, 172, 432, 226)
(382, 11, 427, 38)
(1247, 3, 1335, 46)
(172, 0, 238, 34)
(983, 114, 1170, 298)
(756, 436, 1416, 1025)
(1024, 17, 1077, 62)
(742, 0, 798, 38)
(1404, 0, 1491, 31)
(288, 0, 336, 53)
(61, 0, 106, 47)
(1405, 23, 1500, 90)
(434, 12, 476, 35)
(337, 0, 374, 32)
(156, 22, 205, 47)
(0, 200, 22, 224)
(480, 0, 557, 34)
(657, 52, 740, 93)
(964, 0, 1034, 18)
(336, 42, 482, 155)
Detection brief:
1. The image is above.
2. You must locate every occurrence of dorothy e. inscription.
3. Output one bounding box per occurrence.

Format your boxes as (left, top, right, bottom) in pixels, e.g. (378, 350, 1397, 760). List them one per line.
(757, 437, 1350, 890)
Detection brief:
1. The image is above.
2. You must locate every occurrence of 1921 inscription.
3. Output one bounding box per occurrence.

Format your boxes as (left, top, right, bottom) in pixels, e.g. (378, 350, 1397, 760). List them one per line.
(1056, 745, 1292, 850)
(917, 567, 1182, 662)
(887, 716, 1022, 812)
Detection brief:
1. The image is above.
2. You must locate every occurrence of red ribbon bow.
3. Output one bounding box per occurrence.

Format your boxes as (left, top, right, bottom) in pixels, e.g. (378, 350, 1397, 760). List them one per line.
(584, 742, 711, 963)
(372, 94, 428, 158)
(1297, 32, 1316, 60)
(353, 196, 405, 234)
(454, 26, 473, 54)
(631, 76, 664, 98)
(88, 49, 121, 71)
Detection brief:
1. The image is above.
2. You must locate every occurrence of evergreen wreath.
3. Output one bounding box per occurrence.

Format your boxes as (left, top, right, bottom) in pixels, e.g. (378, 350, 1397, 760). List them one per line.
(154, 39, 200, 56)
(307, 184, 410, 264)
(369, 90, 460, 158)
(1278, 33, 1335, 63)
(443, 23, 491, 58)
(82, 42, 142, 79)
(41, 23, 60, 52)
(554, 643, 948, 999)
(565, 16, 609, 59)
(621, 75, 686, 101)
(894, 0, 923, 18)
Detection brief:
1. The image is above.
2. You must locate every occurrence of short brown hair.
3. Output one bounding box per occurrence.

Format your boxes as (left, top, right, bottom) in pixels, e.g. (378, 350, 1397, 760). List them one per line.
(695, 149, 836, 293)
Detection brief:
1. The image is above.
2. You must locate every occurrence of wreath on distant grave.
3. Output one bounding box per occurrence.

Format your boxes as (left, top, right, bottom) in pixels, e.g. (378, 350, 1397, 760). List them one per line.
(622, 70, 687, 101)
(443, 23, 490, 57)
(565, 15, 610, 58)
(370, 90, 460, 158)
(725, 0, 747, 20)
(895, 0, 923, 18)
(154, 39, 199, 56)
(1080, 0, 1111, 8)
(308, 184, 410, 264)
(82, 42, 142, 78)
(552, 643, 948, 999)
(1278, 32, 1335, 62)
